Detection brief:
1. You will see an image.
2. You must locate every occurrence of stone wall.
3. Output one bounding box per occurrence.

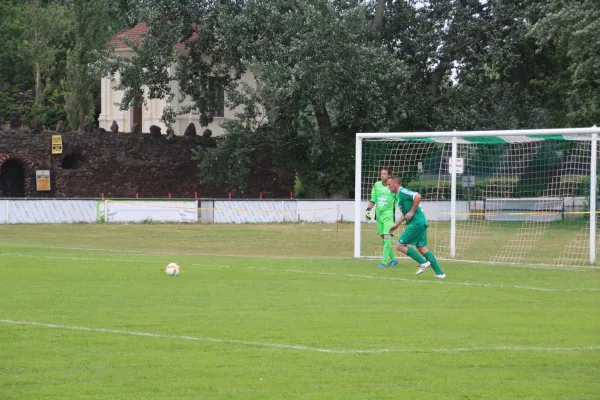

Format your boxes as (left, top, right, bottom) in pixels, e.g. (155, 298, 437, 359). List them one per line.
(0, 129, 217, 198)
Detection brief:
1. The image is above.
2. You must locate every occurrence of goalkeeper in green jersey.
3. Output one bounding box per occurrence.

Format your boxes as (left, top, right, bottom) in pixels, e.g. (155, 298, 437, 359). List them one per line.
(387, 176, 446, 279)
(365, 168, 399, 268)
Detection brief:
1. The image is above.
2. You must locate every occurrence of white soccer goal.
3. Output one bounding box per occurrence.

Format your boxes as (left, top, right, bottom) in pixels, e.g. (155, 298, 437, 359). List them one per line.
(354, 128, 600, 267)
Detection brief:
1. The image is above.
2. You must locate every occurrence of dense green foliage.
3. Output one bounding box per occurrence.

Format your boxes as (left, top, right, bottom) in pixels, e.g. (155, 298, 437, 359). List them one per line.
(0, 0, 123, 130)
(2, 0, 599, 197)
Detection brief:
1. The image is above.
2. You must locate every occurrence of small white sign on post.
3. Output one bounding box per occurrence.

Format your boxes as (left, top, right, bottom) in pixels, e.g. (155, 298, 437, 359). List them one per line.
(448, 157, 464, 174)
(462, 175, 475, 187)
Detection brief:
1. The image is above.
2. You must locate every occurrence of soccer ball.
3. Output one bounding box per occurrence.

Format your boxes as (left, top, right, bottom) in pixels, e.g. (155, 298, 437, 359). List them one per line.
(165, 263, 180, 276)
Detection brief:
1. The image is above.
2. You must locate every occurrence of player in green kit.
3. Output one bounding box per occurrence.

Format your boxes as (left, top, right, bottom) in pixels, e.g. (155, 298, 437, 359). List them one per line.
(387, 176, 446, 278)
(365, 168, 399, 268)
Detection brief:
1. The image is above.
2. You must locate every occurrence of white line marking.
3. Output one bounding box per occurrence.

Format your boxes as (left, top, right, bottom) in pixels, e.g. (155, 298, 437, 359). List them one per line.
(0, 243, 146, 253)
(195, 264, 600, 292)
(3, 243, 599, 269)
(2, 319, 598, 354)
(3, 253, 154, 263)
(0, 243, 348, 260)
(2, 253, 599, 292)
(439, 256, 600, 269)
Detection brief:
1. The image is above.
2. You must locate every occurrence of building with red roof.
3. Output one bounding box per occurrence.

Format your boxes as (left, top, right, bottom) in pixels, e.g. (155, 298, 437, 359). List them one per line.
(99, 23, 259, 136)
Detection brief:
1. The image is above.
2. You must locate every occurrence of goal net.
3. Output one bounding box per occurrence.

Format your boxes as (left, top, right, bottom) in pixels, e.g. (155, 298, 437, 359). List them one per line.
(354, 128, 600, 267)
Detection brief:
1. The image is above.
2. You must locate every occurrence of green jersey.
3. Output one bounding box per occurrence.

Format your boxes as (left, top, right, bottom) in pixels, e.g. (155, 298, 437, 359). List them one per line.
(370, 181, 396, 222)
(397, 186, 427, 225)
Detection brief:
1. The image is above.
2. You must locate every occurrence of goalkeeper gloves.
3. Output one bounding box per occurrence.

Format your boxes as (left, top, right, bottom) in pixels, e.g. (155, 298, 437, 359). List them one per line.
(365, 208, 373, 220)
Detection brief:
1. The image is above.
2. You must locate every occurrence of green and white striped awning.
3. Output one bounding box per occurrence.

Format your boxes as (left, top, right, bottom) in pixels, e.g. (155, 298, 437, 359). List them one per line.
(378, 135, 592, 144)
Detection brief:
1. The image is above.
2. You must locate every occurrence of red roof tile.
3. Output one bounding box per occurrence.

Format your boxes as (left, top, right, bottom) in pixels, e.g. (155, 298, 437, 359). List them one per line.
(110, 22, 198, 51)
(110, 23, 149, 49)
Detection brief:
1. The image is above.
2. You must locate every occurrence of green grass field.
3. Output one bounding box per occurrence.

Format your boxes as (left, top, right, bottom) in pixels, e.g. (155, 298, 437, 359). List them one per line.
(1, 224, 599, 399)
(365, 219, 600, 267)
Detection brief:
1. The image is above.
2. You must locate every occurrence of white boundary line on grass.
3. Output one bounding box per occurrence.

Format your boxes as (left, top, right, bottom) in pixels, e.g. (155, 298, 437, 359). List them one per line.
(2, 319, 599, 354)
(201, 264, 600, 292)
(3, 253, 600, 293)
(3, 243, 600, 269)
(0, 243, 348, 260)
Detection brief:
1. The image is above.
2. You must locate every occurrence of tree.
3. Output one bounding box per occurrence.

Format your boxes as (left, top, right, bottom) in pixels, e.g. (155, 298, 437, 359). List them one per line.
(194, 120, 295, 197)
(100, 0, 599, 197)
(220, 0, 410, 134)
(21, 0, 70, 105)
(101, 0, 410, 197)
(0, 0, 31, 91)
(65, 0, 116, 130)
(529, 0, 600, 125)
(378, 0, 570, 130)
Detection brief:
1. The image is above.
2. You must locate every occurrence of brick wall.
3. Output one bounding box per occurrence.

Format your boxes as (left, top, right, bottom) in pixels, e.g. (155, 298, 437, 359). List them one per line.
(0, 130, 216, 198)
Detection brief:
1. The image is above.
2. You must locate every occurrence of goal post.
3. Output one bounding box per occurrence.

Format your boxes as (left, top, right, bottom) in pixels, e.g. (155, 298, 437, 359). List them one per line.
(354, 127, 600, 266)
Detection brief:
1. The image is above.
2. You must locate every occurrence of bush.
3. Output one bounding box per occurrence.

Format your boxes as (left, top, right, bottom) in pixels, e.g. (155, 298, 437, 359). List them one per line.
(194, 120, 295, 197)
(294, 177, 305, 199)
(405, 176, 520, 200)
(0, 92, 18, 121)
(560, 175, 599, 196)
(22, 85, 70, 131)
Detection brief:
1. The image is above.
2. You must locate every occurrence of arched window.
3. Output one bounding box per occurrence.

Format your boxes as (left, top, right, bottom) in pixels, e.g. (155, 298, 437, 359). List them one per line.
(0, 159, 25, 197)
(62, 153, 82, 169)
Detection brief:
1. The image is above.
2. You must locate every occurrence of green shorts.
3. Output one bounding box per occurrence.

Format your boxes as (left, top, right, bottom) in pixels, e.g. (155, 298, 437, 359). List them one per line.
(398, 220, 428, 247)
(377, 219, 395, 236)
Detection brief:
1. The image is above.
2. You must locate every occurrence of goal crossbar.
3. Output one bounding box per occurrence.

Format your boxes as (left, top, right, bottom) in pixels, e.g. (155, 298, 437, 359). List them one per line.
(357, 127, 600, 139)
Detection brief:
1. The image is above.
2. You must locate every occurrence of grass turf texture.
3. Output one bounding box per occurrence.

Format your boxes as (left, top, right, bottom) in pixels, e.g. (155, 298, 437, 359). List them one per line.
(1, 224, 599, 399)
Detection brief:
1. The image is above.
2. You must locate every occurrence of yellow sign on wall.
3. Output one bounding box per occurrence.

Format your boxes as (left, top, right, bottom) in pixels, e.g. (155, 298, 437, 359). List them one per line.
(36, 170, 51, 191)
(51, 135, 63, 154)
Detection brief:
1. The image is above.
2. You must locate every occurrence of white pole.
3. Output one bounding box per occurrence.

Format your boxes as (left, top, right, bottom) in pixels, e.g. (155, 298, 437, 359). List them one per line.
(450, 136, 457, 258)
(5, 199, 9, 224)
(590, 132, 597, 264)
(354, 137, 363, 258)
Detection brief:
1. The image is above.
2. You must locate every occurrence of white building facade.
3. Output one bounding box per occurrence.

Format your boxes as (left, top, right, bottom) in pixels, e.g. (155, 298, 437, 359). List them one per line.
(99, 23, 259, 136)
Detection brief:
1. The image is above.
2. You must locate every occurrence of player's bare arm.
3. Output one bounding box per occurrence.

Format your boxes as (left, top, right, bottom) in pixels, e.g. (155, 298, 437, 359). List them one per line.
(389, 213, 405, 233)
(405, 193, 421, 221)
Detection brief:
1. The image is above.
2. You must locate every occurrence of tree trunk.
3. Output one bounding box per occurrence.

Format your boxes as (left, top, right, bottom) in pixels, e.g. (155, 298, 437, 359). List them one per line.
(34, 24, 40, 105)
(35, 62, 41, 105)
(428, 65, 445, 99)
(373, 0, 385, 30)
(313, 103, 334, 149)
(313, 104, 332, 134)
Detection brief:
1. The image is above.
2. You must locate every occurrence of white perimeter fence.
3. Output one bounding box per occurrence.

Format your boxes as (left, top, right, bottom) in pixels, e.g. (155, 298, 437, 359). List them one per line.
(0, 198, 587, 224)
